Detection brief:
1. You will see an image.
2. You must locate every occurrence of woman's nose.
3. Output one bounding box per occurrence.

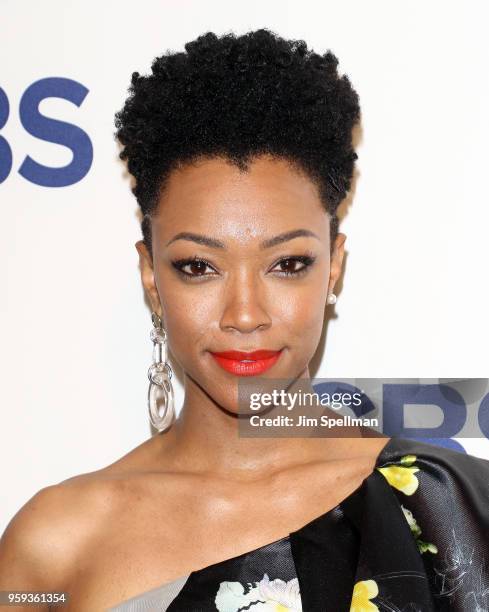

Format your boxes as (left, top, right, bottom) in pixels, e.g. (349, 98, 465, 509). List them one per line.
(219, 271, 272, 334)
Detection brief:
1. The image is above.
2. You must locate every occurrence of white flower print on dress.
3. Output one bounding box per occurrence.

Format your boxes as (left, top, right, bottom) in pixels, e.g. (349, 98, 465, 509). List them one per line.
(215, 573, 302, 611)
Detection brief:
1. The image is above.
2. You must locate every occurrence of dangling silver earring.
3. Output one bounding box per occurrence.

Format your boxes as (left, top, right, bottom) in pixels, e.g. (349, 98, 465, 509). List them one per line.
(327, 292, 337, 305)
(147, 312, 175, 432)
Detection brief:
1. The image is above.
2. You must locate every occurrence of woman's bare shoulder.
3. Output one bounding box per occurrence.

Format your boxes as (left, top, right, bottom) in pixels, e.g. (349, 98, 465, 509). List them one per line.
(0, 439, 158, 593)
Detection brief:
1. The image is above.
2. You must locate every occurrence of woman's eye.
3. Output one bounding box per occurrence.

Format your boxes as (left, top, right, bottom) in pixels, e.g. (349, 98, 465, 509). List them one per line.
(271, 255, 316, 277)
(172, 258, 216, 279)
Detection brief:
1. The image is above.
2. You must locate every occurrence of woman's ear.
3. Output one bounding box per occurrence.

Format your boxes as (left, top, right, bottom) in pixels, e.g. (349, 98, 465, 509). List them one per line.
(328, 232, 346, 294)
(135, 240, 162, 317)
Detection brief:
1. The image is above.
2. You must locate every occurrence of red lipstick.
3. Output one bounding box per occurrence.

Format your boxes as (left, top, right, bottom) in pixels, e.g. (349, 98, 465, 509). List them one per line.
(209, 349, 283, 376)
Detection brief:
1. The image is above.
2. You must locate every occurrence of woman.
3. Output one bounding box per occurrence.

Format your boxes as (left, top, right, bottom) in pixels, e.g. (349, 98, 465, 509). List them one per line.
(1, 28, 489, 612)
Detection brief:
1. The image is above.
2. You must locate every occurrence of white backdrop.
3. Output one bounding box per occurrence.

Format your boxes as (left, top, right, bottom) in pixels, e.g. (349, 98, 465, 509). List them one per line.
(2, 0, 489, 533)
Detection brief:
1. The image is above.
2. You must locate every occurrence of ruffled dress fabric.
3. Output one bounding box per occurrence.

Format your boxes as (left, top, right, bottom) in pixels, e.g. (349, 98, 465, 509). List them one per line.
(110, 436, 489, 611)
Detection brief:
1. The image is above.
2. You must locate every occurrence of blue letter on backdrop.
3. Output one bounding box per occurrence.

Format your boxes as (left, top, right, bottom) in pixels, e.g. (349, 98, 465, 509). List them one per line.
(383, 383, 466, 452)
(0, 87, 12, 183)
(18, 78, 93, 187)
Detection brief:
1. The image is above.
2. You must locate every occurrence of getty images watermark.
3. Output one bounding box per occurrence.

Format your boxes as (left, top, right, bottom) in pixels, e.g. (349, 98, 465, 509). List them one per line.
(237, 378, 489, 438)
(247, 388, 373, 429)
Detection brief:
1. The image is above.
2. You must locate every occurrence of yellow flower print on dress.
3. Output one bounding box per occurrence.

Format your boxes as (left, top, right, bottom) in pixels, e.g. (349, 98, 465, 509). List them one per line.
(349, 579, 379, 612)
(378, 455, 439, 556)
(376, 454, 420, 495)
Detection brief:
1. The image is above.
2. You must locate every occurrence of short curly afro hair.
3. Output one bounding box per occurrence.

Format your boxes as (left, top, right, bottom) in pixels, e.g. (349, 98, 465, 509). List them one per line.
(114, 28, 361, 257)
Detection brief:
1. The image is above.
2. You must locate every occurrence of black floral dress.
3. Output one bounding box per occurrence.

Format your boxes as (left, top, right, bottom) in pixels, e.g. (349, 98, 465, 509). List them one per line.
(110, 436, 489, 611)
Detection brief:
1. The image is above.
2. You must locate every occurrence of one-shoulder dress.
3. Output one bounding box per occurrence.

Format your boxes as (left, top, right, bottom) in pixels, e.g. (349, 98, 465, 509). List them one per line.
(109, 436, 489, 611)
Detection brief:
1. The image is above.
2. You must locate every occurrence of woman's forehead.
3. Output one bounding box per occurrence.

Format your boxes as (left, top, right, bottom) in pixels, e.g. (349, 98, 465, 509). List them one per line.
(153, 155, 327, 232)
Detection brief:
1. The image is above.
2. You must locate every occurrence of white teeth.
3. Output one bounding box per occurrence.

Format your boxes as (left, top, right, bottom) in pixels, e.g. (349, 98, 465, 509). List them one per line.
(240, 360, 255, 363)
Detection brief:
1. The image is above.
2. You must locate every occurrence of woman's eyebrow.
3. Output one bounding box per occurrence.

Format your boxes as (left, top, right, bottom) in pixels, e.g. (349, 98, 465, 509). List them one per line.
(166, 229, 321, 249)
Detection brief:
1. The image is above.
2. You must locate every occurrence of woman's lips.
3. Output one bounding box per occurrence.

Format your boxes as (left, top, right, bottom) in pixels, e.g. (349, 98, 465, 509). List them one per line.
(209, 349, 283, 376)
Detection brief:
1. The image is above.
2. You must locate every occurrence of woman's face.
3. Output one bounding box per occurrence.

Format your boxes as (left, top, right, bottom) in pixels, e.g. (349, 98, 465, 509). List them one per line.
(137, 154, 345, 414)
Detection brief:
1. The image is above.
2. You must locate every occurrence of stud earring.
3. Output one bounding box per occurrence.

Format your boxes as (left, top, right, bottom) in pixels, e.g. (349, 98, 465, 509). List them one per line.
(147, 312, 175, 432)
(327, 292, 337, 305)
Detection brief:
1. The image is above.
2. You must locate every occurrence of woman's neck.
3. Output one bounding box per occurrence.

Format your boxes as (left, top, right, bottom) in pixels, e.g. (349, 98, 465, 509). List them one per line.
(152, 373, 379, 482)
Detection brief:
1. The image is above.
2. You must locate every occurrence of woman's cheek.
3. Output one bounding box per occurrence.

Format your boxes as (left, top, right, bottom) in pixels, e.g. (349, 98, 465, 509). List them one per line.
(280, 291, 326, 368)
(160, 295, 216, 365)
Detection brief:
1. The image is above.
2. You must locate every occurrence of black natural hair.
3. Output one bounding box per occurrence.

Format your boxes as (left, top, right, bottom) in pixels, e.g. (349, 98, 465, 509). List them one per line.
(114, 28, 361, 258)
